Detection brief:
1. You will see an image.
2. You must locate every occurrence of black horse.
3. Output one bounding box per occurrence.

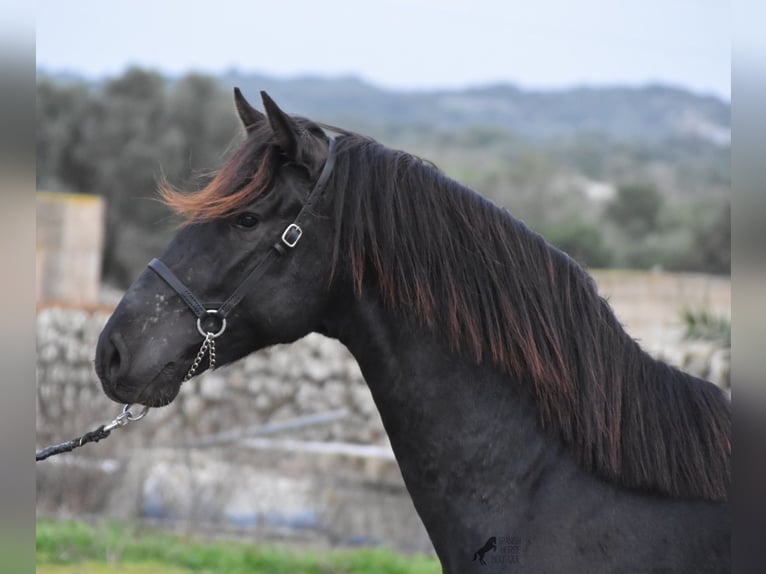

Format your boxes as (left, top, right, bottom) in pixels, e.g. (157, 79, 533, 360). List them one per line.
(95, 89, 730, 573)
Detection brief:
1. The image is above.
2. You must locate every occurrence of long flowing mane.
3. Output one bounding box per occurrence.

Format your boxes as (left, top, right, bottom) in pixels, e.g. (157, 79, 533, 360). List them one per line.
(163, 130, 731, 502)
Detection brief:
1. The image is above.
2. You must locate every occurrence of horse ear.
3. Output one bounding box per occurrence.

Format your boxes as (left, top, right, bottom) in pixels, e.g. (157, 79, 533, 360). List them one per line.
(234, 87, 265, 131)
(260, 91, 301, 156)
(260, 91, 327, 176)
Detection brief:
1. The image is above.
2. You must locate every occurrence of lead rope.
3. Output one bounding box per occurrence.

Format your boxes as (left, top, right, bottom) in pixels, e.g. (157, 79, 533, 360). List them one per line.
(34, 403, 149, 461)
(36, 330, 218, 462)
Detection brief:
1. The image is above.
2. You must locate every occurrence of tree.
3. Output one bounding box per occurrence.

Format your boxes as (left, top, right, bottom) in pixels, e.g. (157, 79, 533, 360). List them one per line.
(692, 201, 730, 275)
(605, 183, 663, 238)
(543, 219, 612, 268)
(36, 68, 240, 286)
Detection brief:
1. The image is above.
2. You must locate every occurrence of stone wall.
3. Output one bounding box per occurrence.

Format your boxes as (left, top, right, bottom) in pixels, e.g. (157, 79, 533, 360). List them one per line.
(36, 309, 386, 452)
(36, 307, 424, 549)
(590, 269, 730, 389)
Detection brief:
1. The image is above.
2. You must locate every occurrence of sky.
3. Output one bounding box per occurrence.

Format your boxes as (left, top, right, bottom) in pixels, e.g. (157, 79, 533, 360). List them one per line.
(36, 0, 730, 100)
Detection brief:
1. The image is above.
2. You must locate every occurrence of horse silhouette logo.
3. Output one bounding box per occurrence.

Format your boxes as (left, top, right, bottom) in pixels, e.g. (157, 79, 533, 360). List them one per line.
(472, 536, 497, 565)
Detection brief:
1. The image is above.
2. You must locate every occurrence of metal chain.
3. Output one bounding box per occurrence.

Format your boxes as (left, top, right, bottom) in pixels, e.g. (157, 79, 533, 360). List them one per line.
(183, 332, 217, 382)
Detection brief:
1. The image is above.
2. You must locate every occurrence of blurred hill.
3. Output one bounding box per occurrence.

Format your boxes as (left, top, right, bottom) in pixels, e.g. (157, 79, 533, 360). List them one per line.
(37, 68, 730, 287)
(218, 71, 730, 145)
(41, 68, 731, 146)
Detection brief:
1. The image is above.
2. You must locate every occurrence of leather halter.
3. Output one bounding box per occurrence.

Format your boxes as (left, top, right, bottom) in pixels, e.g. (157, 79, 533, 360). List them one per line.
(148, 138, 337, 338)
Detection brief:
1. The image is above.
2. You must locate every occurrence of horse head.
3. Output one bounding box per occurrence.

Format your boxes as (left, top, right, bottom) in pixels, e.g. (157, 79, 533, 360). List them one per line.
(95, 90, 340, 407)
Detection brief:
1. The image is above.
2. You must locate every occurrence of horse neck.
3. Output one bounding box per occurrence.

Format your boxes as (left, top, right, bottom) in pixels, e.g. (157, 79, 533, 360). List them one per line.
(321, 283, 729, 572)
(325, 286, 578, 539)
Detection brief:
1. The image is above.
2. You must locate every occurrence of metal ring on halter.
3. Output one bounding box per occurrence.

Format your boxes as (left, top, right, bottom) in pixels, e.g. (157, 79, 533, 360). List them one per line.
(122, 403, 150, 421)
(196, 309, 227, 338)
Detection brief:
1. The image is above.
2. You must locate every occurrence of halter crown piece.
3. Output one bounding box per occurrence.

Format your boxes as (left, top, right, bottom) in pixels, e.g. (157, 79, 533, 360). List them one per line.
(148, 138, 337, 348)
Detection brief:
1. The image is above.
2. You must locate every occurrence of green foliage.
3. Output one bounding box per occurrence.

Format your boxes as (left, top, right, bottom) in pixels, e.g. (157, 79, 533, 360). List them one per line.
(37, 68, 239, 286)
(689, 201, 731, 274)
(542, 219, 612, 268)
(36, 519, 440, 574)
(36, 69, 731, 285)
(681, 309, 731, 349)
(605, 183, 663, 237)
(616, 199, 730, 274)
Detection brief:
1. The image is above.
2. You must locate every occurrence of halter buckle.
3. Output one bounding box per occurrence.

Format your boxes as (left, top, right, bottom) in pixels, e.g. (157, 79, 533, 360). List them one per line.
(281, 223, 302, 248)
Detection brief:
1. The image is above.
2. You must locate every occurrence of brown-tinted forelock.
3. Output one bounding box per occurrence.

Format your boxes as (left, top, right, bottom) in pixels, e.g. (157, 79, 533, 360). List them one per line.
(160, 125, 278, 224)
(327, 135, 730, 502)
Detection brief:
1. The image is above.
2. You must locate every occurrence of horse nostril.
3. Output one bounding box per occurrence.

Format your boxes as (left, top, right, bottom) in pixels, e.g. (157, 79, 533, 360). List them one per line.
(107, 333, 130, 381)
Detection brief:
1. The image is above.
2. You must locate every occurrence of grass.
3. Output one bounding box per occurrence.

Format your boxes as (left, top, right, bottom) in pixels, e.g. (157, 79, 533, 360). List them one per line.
(38, 562, 189, 574)
(36, 519, 441, 574)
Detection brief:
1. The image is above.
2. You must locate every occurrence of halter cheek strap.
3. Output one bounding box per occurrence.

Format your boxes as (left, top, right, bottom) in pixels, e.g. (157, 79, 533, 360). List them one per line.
(148, 138, 337, 338)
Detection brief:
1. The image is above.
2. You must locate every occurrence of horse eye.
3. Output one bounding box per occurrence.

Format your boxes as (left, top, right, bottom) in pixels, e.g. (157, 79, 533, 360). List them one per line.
(234, 212, 258, 228)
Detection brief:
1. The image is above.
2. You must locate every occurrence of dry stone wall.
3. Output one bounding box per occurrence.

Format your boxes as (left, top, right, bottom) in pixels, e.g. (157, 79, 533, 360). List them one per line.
(36, 270, 731, 453)
(36, 308, 387, 453)
(36, 306, 424, 548)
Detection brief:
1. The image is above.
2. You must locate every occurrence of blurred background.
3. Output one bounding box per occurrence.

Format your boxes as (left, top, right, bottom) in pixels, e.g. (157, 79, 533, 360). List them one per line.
(35, 1, 730, 572)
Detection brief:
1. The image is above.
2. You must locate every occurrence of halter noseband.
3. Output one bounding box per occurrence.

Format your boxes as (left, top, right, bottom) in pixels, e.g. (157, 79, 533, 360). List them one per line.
(147, 137, 337, 347)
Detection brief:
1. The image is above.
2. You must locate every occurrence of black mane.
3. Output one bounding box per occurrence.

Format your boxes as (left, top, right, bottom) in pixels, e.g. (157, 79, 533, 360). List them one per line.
(326, 135, 730, 501)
